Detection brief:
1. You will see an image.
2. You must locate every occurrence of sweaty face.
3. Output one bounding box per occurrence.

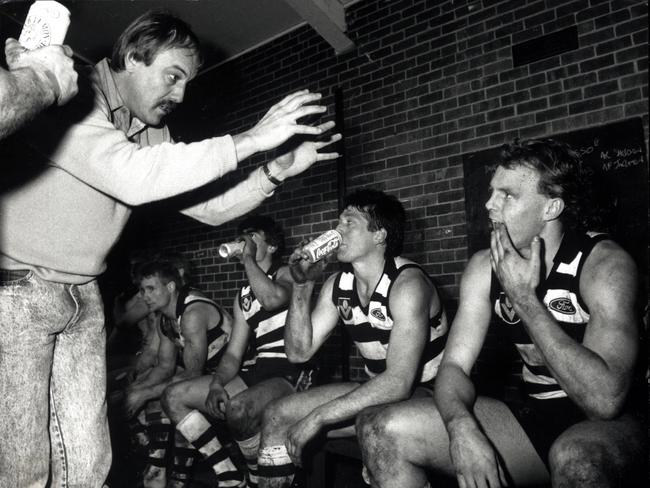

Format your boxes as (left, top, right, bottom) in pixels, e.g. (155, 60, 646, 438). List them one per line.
(334, 207, 379, 263)
(123, 47, 199, 126)
(139, 275, 172, 312)
(485, 165, 551, 251)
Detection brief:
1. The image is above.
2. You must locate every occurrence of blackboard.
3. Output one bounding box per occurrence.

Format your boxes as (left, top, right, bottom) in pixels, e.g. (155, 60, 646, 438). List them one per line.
(462, 118, 648, 272)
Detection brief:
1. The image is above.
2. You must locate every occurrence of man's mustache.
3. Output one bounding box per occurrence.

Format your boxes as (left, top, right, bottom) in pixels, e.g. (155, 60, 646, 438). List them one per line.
(158, 100, 178, 114)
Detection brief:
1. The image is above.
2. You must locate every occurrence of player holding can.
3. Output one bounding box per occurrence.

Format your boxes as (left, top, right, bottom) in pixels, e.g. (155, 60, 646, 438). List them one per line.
(161, 215, 315, 488)
(256, 189, 450, 488)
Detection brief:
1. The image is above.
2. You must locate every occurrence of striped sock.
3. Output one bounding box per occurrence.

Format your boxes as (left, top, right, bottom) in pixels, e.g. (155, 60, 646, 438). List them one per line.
(167, 430, 199, 488)
(258, 445, 296, 486)
(142, 402, 174, 488)
(236, 433, 260, 488)
(128, 409, 149, 449)
(177, 410, 245, 488)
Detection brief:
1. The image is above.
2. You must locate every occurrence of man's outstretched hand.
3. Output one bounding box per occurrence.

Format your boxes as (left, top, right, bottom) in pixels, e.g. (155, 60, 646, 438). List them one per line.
(233, 90, 333, 161)
(270, 123, 341, 181)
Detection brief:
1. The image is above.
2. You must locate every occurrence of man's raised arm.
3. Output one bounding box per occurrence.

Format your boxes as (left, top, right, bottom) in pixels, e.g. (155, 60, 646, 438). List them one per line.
(181, 123, 341, 227)
(284, 257, 339, 363)
(0, 38, 77, 139)
(497, 234, 640, 419)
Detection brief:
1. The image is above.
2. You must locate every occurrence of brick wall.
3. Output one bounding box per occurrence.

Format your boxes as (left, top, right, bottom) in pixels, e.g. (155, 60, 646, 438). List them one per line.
(122, 0, 648, 381)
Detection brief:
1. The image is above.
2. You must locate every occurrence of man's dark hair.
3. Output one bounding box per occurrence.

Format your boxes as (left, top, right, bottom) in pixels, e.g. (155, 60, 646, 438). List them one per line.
(344, 189, 406, 257)
(498, 138, 592, 230)
(130, 251, 192, 286)
(157, 251, 193, 286)
(237, 214, 285, 258)
(111, 10, 202, 72)
(135, 260, 183, 289)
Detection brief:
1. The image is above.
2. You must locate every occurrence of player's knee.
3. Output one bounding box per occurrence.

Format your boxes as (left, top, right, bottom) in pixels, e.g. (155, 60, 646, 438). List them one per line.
(260, 397, 291, 437)
(225, 395, 255, 437)
(161, 383, 183, 419)
(356, 405, 400, 453)
(549, 435, 611, 485)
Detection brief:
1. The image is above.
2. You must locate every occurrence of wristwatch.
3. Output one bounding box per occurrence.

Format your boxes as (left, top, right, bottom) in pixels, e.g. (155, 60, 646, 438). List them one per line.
(262, 163, 282, 186)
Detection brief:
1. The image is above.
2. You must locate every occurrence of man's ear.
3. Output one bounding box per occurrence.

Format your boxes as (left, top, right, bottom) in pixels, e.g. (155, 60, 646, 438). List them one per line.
(544, 197, 565, 221)
(166, 280, 176, 294)
(374, 228, 388, 247)
(267, 244, 278, 255)
(124, 51, 139, 72)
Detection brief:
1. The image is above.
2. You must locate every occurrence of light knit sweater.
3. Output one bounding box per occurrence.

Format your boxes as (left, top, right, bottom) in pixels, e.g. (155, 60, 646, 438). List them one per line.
(0, 59, 273, 284)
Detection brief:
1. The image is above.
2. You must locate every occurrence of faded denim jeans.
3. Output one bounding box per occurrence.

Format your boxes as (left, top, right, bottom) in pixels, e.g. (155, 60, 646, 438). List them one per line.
(0, 271, 111, 487)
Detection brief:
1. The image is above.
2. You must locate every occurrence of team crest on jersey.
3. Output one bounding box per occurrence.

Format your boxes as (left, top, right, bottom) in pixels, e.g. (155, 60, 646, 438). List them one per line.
(338, 298, 353, 321)
(549, 297, 576, 315)
(370, 308, 386, 321)
(241, 291, 253, 312)
(497, 293, 520, 324)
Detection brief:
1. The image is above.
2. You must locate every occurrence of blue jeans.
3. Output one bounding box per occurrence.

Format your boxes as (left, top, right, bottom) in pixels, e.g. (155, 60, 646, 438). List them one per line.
(0, 271, 111, 487)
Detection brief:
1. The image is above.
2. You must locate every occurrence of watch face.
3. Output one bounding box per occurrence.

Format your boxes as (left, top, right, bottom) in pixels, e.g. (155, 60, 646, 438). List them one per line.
(20, 16, 51, 49)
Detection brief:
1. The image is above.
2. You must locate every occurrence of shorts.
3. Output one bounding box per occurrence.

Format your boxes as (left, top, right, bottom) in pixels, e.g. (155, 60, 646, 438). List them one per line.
(505, 395, 586, 466)
(240, 366, 315, 393)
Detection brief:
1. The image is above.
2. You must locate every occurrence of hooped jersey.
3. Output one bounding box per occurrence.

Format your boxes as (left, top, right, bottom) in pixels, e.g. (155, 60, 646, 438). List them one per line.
(331, 256, 448, 382)
(239, 267, 299, 376)
(490, 230, 607, 400)
(161, 287, 230, 373)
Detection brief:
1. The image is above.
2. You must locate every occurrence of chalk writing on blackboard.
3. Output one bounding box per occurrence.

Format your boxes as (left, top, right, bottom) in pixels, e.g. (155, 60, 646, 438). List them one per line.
(600, 146, 644, 172)
(576, 137, 599, 157)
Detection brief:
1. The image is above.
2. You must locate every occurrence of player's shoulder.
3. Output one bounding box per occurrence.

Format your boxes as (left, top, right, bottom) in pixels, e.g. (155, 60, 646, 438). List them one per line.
(465, 249, 491, 275)
(390, 257, 435, 298)
(182, 295, 218, 322)
(456, 249, 492, 295)
(583, 235, 637, 283)
(393, 256, 426, 278)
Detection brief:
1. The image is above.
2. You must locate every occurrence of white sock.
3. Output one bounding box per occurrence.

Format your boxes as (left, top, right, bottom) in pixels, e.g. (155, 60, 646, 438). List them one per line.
(236, 433, 261, 486)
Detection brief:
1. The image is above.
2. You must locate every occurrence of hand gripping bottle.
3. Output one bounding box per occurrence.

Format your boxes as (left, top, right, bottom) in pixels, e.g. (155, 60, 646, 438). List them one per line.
(302, 230, 342, 263)
(19, 1, 71, 49)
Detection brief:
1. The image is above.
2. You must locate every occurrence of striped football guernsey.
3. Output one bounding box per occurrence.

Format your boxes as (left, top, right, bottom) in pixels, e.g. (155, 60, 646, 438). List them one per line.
(161, 287, 229, 373)
(490, 230, 607, 400)
(239, 267, 294, 375)
(331, 256, 448, 382)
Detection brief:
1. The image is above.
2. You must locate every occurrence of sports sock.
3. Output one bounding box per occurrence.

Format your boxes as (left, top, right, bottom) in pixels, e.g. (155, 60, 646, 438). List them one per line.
(142, 402, 173, 487)
(258, 445, 296, 484)
(177, 410, 245, 488)
(236, 433, 260, 488)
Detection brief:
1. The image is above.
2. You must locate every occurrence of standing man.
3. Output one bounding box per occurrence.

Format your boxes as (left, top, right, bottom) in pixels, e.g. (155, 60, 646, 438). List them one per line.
(0, 38, 77, 139)
(257, 189, 449, 488)
(126, 260, 233, 487)
(356, 139, 645, 487)
(0, 10, 339, 488)
(162, 215, 314, 488)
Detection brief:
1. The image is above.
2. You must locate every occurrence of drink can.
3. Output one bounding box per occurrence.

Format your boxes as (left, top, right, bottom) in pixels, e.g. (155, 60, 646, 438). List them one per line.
(19, 1, 71, 50)
(218, 241, 245, 259)
(303, 230, 341, 263)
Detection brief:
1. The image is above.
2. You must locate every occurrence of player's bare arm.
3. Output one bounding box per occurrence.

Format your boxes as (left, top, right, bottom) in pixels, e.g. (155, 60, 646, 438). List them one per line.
(508, 238, 640, 419)
(205, 294, 251, 418)
(284, 272, 340, 363)
(435, 250, 507, 488)
(247, 262, 292, 311)
(178, 305, 211, 378)
(305, 268, 433, 427)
